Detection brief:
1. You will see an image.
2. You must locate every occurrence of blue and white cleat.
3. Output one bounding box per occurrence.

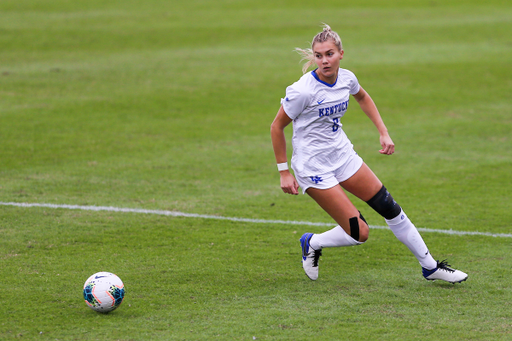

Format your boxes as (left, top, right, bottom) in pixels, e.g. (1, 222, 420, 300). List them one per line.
(300, 233, 322, 280)
(423, 260, 468, 284)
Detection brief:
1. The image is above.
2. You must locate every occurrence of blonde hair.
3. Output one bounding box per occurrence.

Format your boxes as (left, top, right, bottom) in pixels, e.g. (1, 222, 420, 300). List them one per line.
(295, 24, 343, 74)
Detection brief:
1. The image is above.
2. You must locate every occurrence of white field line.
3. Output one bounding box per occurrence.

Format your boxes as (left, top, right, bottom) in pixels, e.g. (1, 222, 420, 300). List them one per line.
(1, 201, 511, 238)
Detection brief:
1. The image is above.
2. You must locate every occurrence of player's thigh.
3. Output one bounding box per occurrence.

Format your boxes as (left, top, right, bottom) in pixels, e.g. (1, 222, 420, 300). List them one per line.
(340, 162, 383, 202)
(306, 185, 360, 228)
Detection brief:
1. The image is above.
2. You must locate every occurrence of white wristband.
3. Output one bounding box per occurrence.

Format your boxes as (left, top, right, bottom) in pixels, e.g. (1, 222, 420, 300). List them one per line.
(277, 162, 289, 172)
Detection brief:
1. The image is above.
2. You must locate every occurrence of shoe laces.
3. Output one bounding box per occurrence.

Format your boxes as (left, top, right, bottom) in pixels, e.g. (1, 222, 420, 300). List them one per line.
(437, 259, 455, 273)
(312, 249, 322, 267)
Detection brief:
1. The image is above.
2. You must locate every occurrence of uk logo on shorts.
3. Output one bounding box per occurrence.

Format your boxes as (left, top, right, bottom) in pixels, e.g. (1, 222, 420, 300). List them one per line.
(310, 176, 323, 184)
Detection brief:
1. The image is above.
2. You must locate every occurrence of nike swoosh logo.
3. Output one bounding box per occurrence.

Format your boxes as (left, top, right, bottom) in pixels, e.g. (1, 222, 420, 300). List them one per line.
(95, 276, 107, 279)
(317, 99, 325, 105)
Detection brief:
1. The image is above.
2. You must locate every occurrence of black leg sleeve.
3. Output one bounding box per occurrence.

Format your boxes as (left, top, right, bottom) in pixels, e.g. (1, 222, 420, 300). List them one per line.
(366, 185, 402, 220)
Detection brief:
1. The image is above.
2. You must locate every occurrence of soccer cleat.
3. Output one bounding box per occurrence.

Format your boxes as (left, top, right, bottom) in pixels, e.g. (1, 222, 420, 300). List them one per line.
(423, 260, 468, 284)
(300, 233, 322, 280)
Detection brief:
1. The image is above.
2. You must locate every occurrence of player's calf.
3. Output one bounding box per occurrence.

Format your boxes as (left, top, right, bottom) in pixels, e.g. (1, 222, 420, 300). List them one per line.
(349, 211, 369, 242)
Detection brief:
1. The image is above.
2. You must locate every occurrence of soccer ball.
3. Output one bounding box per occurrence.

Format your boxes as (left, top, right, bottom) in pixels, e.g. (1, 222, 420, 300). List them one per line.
(83, 272, 125, 313)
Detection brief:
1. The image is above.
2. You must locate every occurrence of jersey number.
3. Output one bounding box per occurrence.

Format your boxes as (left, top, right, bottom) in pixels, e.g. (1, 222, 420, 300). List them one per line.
(332, 118, 340, 132)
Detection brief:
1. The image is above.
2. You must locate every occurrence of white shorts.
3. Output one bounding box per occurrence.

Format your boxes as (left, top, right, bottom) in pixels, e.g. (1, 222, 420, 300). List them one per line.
(294, 151, 364, 194)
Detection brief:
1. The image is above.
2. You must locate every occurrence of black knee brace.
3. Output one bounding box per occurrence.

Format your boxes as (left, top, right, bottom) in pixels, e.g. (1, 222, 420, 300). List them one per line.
(349, 211, 367, 241)
(366, 185, 402, 220)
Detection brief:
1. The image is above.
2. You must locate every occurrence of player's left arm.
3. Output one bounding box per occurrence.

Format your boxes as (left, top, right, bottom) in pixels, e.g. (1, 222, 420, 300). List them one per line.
(352, 86, 395, 155)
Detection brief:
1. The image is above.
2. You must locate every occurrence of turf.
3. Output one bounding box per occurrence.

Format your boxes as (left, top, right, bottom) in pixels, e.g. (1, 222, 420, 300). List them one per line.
(1, 0, 511, 340)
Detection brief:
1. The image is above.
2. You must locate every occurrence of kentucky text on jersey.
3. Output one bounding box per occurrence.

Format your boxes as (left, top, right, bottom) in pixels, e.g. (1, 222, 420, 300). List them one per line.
(318, 100, 349, 117)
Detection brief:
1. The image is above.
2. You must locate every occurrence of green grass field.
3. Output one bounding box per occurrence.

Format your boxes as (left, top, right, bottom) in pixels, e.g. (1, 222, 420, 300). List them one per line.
(1, 0, 511, 339)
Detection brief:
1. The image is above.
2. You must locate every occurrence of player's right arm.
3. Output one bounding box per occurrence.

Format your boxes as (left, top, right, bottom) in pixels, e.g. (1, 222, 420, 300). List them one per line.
(270, 106, 299, 195)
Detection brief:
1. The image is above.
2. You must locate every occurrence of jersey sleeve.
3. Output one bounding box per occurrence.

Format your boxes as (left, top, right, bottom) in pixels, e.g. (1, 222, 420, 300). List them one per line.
(346, 70, 361, 95)
(280, 82, 310, 120)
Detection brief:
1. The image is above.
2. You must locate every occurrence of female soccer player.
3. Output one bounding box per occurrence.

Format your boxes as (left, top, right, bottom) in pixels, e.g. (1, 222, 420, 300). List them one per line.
(270, 24, 468, 283)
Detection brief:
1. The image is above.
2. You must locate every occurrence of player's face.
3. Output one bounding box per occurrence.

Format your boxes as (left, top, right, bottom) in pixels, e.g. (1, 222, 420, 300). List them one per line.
(313, 40, 344, 84)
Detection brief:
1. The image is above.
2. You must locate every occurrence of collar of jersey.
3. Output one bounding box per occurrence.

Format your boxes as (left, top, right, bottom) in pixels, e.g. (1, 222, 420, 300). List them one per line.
(311, 69, 337, 87)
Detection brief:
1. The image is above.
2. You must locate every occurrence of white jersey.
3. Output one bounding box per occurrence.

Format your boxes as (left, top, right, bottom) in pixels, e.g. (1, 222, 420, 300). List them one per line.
(281, 68, 361, 177)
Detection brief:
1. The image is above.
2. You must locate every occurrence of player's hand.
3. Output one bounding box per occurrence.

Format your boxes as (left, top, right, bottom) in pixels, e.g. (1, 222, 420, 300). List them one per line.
(280, 171, 299, 195)
(379, 133, 395, 155)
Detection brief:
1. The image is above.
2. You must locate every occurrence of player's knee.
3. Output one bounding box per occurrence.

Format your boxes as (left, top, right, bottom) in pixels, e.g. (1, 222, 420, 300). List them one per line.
(358, 223, 369, 243)
(349, 212, 369, 243)
(366, 185, 402, 220)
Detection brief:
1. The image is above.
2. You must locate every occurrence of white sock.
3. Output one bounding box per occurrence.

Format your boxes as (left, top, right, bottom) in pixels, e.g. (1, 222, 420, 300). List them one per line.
(309, 225, 362, 250)
(385, 210, 437, 270)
